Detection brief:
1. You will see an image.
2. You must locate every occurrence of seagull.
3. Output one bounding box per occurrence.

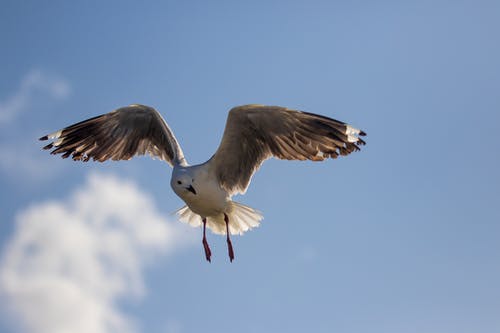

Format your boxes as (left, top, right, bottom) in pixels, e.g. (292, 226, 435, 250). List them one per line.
(39, 104, 366, 262)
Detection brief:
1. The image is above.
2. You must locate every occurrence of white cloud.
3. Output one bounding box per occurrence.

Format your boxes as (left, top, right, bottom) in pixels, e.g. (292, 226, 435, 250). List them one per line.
(0, 70, 71, 183)
(0, 173, 194, 333)
(0, 69, 70, 124)
(0, 143, 64, 183)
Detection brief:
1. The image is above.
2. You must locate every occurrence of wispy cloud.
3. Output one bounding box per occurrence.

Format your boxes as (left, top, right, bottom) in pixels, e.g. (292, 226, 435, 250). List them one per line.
(0, 143, 64, 183)
(0, 69, 70, 125)
(0, 173, 194, 333)
(0, 70, 71, 182)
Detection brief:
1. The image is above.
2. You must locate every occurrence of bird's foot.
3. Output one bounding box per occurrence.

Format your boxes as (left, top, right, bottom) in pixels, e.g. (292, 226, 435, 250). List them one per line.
(202, 217, 211, 263)
(227, 237, 234, 262)
(224, 213, 235, 262)
(202, 237, 212, 263)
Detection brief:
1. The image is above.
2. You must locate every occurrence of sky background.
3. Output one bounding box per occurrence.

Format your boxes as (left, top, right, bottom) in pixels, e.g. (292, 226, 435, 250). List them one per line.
(1, 1, 499, 332)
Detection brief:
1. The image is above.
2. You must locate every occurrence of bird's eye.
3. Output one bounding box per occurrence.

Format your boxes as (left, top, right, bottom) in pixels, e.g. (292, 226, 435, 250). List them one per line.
(177, 180, 182, 185)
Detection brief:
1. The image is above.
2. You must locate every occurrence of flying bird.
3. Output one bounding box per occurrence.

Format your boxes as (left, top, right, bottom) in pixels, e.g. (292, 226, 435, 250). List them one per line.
(39, 104, 366, 262)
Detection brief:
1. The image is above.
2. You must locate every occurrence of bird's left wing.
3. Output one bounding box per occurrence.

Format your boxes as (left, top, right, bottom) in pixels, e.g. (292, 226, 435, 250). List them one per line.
(39, 104, 185, 166)
(209, 104, 366, 195)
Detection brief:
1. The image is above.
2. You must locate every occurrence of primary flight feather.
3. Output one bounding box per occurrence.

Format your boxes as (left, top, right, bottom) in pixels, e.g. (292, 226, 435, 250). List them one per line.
(40, 104, 366, 262)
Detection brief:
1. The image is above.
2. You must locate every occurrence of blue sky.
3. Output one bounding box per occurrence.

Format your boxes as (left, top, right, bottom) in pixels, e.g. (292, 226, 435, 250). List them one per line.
(1, 1, 499, 332)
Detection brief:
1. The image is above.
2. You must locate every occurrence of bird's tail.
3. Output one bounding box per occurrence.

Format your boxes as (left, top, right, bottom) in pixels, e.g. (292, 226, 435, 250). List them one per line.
(175, 201, 263, 235)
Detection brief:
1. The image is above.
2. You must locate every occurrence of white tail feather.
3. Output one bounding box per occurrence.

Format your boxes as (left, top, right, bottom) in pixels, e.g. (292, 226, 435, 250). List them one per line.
(175, 201, 263, 235)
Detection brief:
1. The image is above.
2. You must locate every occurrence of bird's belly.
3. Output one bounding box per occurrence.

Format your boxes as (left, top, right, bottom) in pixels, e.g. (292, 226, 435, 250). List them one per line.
(180, 187, 228, 218)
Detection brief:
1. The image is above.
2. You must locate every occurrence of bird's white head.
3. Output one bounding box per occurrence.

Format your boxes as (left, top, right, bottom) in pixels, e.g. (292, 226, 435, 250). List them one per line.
(171, 167, 197, 197)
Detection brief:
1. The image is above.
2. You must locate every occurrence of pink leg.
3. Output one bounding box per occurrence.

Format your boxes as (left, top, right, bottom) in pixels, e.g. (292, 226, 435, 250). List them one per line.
(202, 218, 211, 263)
(224, 213, 235, 262)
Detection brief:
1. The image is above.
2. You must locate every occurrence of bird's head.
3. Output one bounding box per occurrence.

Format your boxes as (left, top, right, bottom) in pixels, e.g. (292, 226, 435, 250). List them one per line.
(171, 171, 197, 196)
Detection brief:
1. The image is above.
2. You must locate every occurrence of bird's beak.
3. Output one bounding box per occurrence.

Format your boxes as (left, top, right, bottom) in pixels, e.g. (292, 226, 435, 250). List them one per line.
(186, 185, 197, 195)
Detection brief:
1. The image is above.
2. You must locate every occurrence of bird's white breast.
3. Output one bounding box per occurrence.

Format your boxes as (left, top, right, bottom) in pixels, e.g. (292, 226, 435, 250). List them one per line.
(172, 164, 229, 218)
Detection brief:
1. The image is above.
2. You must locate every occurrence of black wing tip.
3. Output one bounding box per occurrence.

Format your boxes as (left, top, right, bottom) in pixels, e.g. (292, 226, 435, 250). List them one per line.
(359, 130, 367, 136)
(39, 135, 49, 141)
(42, 143, 54, 150)
(61, 151, 72, 159)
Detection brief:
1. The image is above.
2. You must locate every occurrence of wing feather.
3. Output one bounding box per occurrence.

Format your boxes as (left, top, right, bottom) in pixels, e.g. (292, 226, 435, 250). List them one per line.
(209, 105, 366, 194)
(39, 104, 185, 166)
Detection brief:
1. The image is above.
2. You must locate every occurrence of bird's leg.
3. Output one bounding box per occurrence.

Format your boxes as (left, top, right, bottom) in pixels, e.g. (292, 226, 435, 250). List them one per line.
(224, 213, 235, 262)
(202, 218, 211, 263)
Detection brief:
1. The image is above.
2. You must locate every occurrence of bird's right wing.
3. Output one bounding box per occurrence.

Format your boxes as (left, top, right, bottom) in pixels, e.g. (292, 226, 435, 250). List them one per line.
(209, 105, 366, 195)
(40, 104, 185, 166)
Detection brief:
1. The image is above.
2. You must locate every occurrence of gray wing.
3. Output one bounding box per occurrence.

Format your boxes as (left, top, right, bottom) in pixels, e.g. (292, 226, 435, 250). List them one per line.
(39, 104, 185, 166)
(209, 104, 366, 195)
